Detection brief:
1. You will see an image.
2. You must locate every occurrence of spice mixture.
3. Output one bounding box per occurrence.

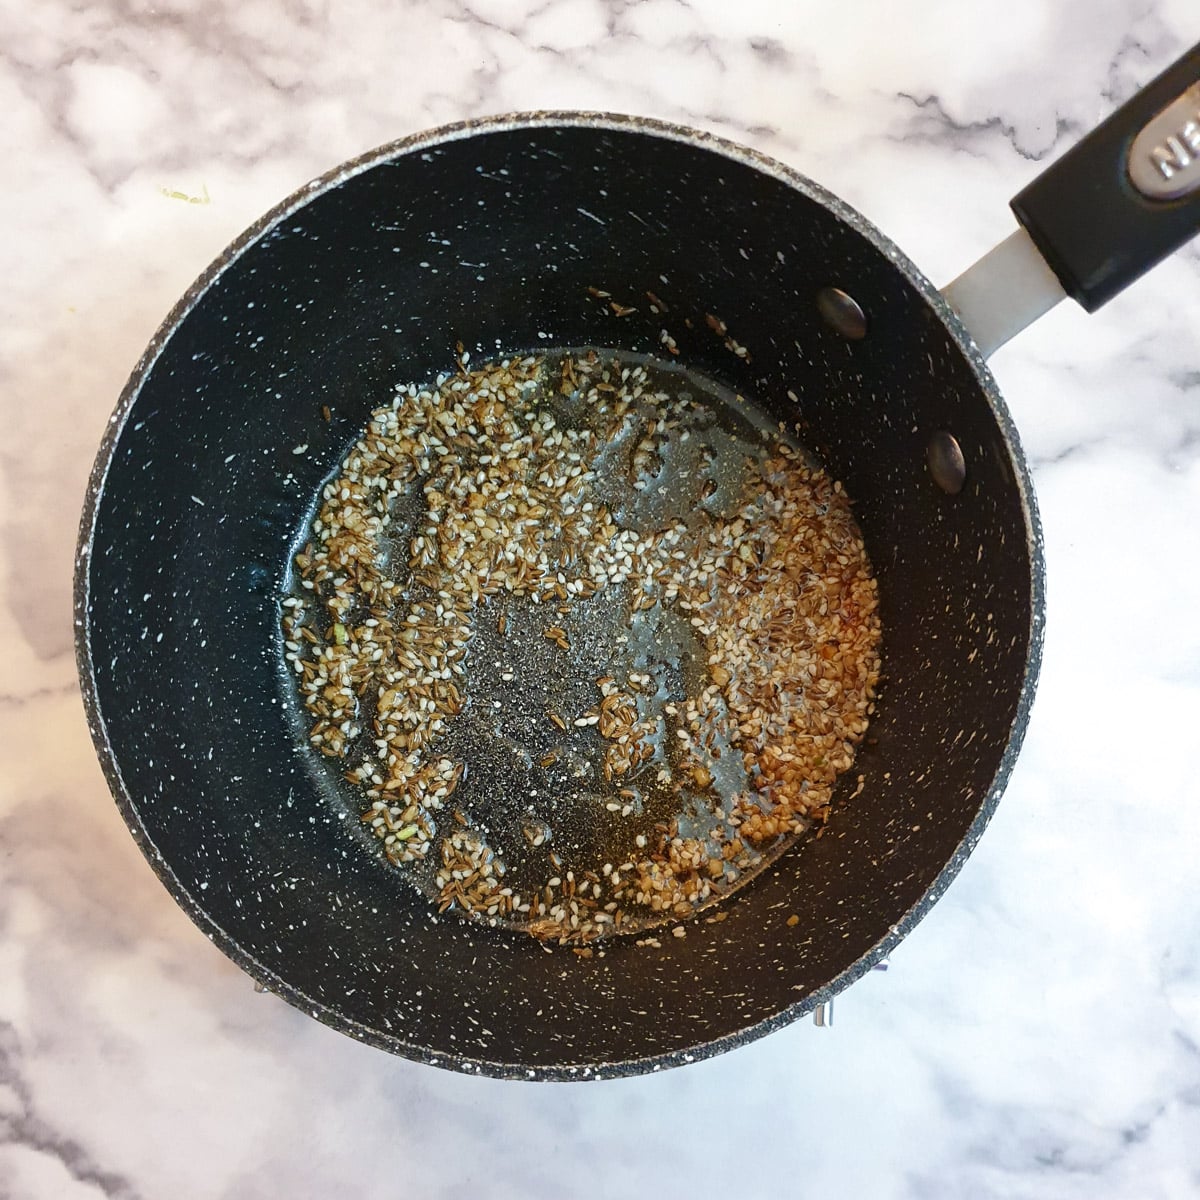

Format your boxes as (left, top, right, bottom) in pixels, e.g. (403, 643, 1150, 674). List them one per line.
(282, 349, 881, 946)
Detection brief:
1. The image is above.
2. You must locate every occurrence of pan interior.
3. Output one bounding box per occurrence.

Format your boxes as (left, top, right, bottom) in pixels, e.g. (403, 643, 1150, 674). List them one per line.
(81, 118, 1038, 1077)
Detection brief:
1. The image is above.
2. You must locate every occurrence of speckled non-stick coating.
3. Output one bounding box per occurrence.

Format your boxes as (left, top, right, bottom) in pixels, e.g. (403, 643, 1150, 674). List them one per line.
(75, 114, 1044, 1080)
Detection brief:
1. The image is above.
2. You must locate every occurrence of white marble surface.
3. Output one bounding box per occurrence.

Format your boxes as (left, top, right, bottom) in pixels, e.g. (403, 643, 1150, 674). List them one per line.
(4, 1, 1200, 1195)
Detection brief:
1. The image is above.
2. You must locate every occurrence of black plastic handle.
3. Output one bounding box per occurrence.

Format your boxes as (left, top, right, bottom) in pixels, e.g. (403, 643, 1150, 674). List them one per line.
(1011, 41, 1200, 312)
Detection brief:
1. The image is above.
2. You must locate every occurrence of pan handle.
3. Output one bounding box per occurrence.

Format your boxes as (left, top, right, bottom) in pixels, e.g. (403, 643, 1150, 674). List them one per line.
(943, 40, 1200, 357)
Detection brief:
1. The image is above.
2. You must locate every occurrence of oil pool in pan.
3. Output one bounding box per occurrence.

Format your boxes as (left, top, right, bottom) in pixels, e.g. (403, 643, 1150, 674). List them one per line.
(281, 347, 882, 948)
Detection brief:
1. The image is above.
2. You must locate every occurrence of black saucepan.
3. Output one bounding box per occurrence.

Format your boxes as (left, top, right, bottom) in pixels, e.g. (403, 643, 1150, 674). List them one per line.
(76, 44, 1200, 1078)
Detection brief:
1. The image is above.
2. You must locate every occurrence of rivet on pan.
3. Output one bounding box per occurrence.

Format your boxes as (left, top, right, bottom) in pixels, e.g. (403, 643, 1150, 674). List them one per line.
(812, 1000, 833, 1027)
(927, 431, 966, 495)
(816, 287, 867, 340)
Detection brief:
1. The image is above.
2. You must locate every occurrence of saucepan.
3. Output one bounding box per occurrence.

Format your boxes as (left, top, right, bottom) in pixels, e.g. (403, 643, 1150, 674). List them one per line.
(76, 43, 1200, 1078)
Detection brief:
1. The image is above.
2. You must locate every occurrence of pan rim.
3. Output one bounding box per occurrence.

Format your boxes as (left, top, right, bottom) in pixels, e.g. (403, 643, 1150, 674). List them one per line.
(74, 110, 1045, 1081)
